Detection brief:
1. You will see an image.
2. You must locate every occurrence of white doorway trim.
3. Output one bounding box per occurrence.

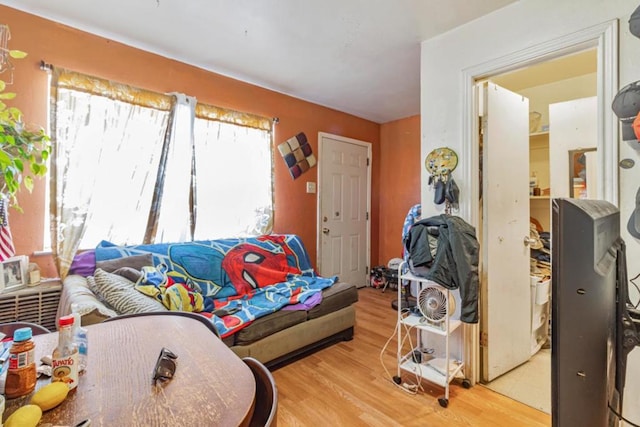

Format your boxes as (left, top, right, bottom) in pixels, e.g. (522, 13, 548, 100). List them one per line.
(316, 132, 372, 279)
(460, 19, 619, 384)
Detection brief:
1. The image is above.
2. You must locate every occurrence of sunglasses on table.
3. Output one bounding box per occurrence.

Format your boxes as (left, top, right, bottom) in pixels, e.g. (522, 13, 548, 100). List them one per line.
(152, 347, 178, 385)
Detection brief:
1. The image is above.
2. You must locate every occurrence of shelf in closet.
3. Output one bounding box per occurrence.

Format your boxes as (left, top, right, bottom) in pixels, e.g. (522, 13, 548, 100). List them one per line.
(530, 196, 550, 200)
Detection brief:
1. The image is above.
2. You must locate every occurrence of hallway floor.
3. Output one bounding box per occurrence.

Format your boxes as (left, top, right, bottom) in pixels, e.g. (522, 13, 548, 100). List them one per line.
(483, 348, 551, 414)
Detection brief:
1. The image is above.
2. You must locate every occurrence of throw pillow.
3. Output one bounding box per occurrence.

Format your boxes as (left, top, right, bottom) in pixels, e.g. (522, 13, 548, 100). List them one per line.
(63, 275, 118, 325)
(92, 268, 167, 314)
(66, 276, 119, 324)
(69, 250, 96, 277)
(86, 276, 110, 306)
(95, 253, 153, 274)
(112, 267, 143, 283)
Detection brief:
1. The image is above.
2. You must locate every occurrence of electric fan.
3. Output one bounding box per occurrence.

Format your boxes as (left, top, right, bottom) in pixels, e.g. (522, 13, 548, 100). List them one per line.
(417, 284, 455, 325)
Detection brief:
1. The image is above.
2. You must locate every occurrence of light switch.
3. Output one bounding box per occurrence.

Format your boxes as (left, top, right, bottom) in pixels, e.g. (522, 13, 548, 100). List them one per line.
(306, 182, 316, 193)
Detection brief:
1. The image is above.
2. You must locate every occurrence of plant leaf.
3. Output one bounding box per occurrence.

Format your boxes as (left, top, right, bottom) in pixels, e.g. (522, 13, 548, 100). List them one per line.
(0, 150, 12, 169)
(8, 108, 21, 121)
(0, 45, 50, 208)
(24, 175, 33, 192)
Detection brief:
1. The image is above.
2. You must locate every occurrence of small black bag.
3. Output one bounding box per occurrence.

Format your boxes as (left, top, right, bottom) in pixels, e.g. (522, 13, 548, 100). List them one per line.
(434, 179, 446, 205)
(445, 177, 459, 207)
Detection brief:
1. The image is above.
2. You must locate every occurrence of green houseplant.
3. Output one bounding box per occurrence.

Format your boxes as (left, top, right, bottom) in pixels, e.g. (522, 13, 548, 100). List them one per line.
(0, 47, 50, 211)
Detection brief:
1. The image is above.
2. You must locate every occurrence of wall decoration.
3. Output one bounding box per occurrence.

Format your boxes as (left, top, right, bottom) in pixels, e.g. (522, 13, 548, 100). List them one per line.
(425, 147, 458, 177)
(425, 147, 459, 213)
(277, 132, 316, 179)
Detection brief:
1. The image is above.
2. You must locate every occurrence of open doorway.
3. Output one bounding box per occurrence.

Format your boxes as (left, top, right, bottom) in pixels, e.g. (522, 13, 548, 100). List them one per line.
(477, 49, 597, 413)
(458, 20, 619, 415)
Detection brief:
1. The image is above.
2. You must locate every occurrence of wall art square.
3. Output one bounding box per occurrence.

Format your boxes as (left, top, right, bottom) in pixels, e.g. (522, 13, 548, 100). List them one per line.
(278, 132, 316, 179)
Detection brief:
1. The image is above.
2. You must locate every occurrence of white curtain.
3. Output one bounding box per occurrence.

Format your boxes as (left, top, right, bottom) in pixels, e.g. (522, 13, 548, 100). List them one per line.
(193, 120, 273, 239)
(154, 94, 196, 243)
(51, 73, 171, 277)
(50, 69, 274, 278)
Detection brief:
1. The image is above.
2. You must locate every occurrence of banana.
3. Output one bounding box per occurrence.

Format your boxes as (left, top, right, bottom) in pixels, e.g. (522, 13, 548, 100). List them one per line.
(30, 381, 70, 411)
(4, 404, 42, 427)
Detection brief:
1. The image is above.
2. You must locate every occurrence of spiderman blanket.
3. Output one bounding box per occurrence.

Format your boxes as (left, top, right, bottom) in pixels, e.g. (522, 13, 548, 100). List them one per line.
(94, 235, 337, 337)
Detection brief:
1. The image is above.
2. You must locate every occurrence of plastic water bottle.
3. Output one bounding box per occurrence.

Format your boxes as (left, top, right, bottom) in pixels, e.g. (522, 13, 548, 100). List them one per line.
(71, 308, 88, 372)
(75, 325, 88, 372)
(52, 315, 79, 390)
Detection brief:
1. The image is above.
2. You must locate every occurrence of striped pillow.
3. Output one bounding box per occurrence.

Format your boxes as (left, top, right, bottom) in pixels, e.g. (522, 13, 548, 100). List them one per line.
(92, 268, 167, 315)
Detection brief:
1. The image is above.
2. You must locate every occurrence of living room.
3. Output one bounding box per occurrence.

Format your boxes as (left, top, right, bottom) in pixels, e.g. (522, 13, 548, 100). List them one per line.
(0, 1, 639, 426)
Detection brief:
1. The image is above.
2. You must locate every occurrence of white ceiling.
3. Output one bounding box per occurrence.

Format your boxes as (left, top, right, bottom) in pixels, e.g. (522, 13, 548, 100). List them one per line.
(1, 0, 518, 123)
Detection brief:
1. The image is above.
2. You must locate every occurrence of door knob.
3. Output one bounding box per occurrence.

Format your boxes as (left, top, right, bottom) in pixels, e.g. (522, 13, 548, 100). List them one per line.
(322, 228, 330, 235)
(523, 236, 536, 246)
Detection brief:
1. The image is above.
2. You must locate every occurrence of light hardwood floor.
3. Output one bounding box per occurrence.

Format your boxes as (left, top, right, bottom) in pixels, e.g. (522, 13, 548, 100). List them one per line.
(272, 287, 551, 426)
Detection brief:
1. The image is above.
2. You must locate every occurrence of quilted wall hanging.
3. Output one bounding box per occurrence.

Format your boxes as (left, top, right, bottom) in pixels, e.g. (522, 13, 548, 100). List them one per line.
(277, 132, 316, 179)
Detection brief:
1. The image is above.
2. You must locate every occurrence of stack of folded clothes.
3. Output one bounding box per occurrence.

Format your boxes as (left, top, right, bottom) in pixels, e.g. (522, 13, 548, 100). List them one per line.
(529, 222, 551, 280)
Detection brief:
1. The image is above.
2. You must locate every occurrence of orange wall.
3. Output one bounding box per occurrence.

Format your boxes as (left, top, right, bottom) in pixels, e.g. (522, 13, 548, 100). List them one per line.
(2, 5, 381, 277)
(378, 115, 421, 266)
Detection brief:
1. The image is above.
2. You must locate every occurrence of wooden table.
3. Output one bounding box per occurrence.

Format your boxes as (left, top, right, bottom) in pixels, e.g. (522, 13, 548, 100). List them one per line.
(4, 315, 256, 426)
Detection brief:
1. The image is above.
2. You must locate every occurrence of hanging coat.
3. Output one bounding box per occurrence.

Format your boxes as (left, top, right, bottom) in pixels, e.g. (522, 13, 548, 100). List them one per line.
(404, 214, 479, 323)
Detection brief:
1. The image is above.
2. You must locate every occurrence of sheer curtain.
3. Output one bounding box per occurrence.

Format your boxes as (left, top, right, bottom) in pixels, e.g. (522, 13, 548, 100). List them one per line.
(153, 94, 196, 243)
(50, 69, 173, 278)
(193, 106, 274, 239)
(50, 69, 274, 278)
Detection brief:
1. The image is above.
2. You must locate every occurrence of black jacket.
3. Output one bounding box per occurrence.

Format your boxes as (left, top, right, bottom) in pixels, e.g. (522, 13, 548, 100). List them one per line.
(404, 214, 479, 323)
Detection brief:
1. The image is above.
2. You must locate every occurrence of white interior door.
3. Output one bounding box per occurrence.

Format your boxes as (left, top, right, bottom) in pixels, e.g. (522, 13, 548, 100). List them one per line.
(318, 133, 370, 288)
(481, 82, 532, 382)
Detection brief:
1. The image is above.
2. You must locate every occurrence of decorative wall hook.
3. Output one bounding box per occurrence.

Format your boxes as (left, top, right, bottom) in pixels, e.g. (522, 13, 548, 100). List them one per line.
(425, 147, 458, 178)
(425, 147, 459, 213)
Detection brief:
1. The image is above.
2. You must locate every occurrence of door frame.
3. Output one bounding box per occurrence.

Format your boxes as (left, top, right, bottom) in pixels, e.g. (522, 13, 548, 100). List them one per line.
(316, 132, 372, 280)
(460, 20, 618, 384)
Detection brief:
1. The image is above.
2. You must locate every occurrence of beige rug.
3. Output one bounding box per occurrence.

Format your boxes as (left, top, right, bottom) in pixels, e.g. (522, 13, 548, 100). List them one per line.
(483, 348, 551, 414)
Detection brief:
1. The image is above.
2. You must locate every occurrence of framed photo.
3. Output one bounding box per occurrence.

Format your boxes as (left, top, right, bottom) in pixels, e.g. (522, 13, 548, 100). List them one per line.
(0, 255, 28, 292)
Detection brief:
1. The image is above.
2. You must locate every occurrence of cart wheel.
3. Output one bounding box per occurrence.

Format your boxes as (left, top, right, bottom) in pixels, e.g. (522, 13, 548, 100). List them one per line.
(462, 379, 471, 389)
(393, 376, 402, 385)
(438, 397, 449, 408)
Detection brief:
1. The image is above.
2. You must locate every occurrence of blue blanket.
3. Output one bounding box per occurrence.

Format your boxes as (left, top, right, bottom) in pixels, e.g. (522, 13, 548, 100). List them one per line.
(95, 235, 337, 337)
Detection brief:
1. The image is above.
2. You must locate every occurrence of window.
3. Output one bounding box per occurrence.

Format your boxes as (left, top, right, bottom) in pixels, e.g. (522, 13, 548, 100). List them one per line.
(192, 117, 273, 239)
(49, 69, 273, 276)
(54, 87, 170, 248)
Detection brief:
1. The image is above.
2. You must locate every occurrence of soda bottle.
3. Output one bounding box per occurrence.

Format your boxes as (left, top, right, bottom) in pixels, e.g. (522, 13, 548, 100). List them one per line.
(52, 315, 79, 391)
(4, 327, 36, 398)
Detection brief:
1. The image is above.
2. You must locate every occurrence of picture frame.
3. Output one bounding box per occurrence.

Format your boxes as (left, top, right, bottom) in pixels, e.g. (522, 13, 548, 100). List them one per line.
(0, 255, 28, 292)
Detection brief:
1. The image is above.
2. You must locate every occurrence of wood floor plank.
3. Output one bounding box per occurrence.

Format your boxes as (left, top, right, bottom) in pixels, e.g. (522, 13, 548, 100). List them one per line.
(273, 287, 551, 426)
